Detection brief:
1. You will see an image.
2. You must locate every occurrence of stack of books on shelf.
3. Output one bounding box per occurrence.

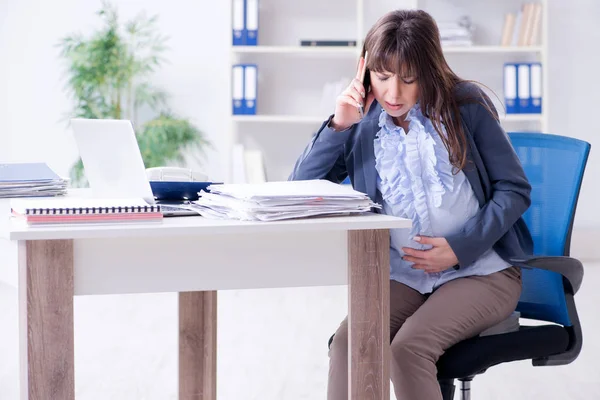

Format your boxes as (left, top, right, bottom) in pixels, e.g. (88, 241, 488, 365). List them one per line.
(500, 2, 543, 46)
(192, 179, 380, 222)
(11, 198, 163, 225)
(231, 143, 267, 184)
(320, 78, 352, 116)
(438, 16, 474, 47)
(0, 163, 68, 198)
(300, 40, 357, 47)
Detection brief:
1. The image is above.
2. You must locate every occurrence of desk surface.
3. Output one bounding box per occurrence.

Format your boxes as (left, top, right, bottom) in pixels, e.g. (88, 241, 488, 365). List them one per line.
(1, 199, 410, 241)
(8, 205, 398, 400)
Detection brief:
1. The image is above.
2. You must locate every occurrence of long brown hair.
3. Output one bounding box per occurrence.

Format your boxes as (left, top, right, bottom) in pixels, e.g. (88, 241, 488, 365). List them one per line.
(362, 9, 491, 171)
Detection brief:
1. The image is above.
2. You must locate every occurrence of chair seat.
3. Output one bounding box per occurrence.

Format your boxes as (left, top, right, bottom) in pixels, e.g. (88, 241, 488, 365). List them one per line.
(436, 325, 570, 380)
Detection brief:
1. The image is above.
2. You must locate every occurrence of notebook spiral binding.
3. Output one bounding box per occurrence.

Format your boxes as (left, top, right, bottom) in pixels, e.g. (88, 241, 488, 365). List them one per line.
(24, 205, 162, 215)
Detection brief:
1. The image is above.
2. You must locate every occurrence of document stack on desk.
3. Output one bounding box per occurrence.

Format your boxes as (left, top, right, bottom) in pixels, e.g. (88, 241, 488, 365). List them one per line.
(192, 179, 380, 221)
(0, 163, 68, 198)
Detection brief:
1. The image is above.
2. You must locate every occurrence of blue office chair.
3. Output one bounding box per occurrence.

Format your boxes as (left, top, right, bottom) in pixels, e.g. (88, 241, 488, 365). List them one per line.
(437, 132, 591, 400)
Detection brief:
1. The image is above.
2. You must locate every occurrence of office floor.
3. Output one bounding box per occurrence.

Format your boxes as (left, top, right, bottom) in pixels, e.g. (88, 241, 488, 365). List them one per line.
(0, 265, 599, 400)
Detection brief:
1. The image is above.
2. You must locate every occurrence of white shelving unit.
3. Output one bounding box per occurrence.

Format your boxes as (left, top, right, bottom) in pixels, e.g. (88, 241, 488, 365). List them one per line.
(443, 45, 544, 53)
(232, 112, 544, 125)
(232, 115, 326, 124)
(231, 46, 359, 55)
(227, 0, 549, 182)
(232, 44, 544, 55)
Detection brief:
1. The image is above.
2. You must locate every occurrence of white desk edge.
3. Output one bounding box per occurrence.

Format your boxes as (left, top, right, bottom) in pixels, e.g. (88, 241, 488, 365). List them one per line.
(2, 213, 411, 241)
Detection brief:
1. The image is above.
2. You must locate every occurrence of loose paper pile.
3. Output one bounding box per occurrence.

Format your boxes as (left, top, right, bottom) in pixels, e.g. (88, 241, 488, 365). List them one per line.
(438, 17, 474, 47)
(0, 163, 68, 198)
(192, 179, 380, 221)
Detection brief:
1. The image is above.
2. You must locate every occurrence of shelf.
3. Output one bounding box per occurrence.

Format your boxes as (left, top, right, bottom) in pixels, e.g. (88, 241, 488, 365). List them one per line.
(443, 45, 543, 53)
(232, 46, 358, 55)
(501, 114, 544, 122)
(233, 114, 543, 124)
(232, 115, 326, 123)
(231, 45, 543, 55)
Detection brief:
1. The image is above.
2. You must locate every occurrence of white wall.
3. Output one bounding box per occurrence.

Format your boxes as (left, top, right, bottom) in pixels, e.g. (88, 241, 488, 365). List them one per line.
(1, 1, 599, 398)
(2, 0, 597, 225)
(0, 0, 231, 183)
(2, 0, 599, 226)
(547, 0, 600, 230)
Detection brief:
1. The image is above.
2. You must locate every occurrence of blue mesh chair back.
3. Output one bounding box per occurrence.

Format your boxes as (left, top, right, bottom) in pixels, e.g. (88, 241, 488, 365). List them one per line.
(509, 132, 590, 326)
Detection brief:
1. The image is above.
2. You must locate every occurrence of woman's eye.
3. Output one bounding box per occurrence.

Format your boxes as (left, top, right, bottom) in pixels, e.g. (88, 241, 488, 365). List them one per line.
(403, 79, 417, 84)
(376, 75, 390, 82)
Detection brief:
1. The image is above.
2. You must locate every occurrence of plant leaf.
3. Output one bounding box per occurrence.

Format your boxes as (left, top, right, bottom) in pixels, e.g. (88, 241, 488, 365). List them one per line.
(57, 1, 209, 186)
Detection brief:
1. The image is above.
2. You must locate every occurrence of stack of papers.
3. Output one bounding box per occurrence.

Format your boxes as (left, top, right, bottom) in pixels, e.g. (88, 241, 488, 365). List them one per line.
(438, 17, 474, 47)
(192, 179, 380, 221)
(0, 163, 68, 198)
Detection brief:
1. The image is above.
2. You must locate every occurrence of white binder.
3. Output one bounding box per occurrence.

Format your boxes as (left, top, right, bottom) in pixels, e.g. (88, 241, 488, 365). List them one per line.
(231, 143, 247, 183)
(244, 64, 257, 115)
(232, 65, 244, 115)
(504, 63, 518, 114)
(530, 63, 542, 114)
(232, 0, 245, 45)
(517, 63, 531, 113)
(245, 0, 259, 45)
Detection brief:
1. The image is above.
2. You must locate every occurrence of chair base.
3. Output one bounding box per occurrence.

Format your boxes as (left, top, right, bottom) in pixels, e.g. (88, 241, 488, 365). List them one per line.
(440, 377, 474, 400)
(459, 377, 473, 400)
(439, 379, 455, 400)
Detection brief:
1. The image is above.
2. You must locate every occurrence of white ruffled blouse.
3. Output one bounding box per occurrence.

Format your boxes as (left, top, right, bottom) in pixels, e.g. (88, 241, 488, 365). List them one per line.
(374, 105, 510, 294)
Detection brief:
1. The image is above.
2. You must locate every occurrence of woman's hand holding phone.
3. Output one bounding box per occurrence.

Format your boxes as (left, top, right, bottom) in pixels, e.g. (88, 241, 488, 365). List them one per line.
(330, 53, 374, 131)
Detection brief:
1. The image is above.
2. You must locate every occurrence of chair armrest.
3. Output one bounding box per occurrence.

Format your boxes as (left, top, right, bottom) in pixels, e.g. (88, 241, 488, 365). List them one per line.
(510, 256, 583, 294)
(510, 255, 584, 366)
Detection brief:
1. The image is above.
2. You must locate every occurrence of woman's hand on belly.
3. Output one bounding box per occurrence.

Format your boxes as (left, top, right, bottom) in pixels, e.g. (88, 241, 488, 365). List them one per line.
(402, 236, 459, 273)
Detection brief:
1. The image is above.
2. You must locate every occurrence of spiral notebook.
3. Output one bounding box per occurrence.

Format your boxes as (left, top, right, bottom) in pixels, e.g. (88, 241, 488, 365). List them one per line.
(11, 197, 163, 225)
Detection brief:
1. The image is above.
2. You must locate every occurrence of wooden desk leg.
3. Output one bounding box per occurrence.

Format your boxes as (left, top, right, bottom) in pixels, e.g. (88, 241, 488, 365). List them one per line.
(18, 240, 75, 400)
(348, 230, 390, 400)
(179, 291, 217, 400)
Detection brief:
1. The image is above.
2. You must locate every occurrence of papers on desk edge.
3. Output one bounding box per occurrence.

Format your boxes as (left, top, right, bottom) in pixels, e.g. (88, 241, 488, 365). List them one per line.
(0, 162, 68, 198)
(192, 179, 381, 221)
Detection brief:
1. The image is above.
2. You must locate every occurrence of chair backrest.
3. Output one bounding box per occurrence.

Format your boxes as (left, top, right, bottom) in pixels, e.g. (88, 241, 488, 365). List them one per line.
(509, 132, 590, 326)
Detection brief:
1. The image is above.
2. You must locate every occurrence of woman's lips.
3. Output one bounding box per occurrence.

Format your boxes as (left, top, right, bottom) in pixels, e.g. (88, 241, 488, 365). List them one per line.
(385, 101, 403, 111)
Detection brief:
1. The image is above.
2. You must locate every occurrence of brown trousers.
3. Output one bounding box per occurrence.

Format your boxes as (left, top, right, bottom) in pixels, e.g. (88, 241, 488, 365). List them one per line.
(328, 266, 522, 400)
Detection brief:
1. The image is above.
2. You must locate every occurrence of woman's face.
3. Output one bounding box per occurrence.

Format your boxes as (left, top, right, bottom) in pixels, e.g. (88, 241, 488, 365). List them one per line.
(369, 69, 419, 125)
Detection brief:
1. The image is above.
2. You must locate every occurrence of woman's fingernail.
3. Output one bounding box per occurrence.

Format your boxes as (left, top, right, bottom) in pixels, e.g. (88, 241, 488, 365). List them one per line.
(414, 236, 421, 242)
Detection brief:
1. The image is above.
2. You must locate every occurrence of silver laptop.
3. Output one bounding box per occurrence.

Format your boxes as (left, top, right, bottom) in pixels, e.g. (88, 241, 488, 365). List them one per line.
(70, 118, 198, 217)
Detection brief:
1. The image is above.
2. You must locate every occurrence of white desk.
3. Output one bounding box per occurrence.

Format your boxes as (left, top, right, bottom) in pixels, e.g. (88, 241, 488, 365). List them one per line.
(0, 200, 410, 400)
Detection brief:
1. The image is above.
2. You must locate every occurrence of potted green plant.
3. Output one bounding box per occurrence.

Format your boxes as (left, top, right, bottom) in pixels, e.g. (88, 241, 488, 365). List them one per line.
(58, 1, 209, 185)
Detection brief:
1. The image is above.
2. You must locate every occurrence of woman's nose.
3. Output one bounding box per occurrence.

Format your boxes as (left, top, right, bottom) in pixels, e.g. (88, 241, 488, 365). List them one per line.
(388, 80, 402, 99)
